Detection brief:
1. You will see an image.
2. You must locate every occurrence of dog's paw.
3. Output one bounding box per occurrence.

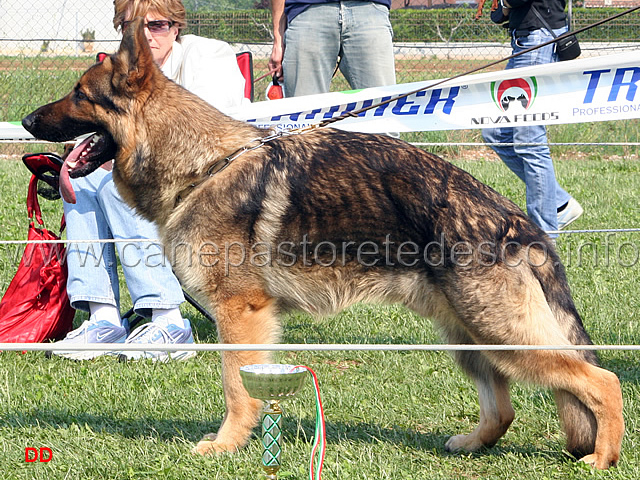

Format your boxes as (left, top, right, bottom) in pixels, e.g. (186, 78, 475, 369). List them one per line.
(445, 434, 484, 453)
(192, 433, 239, 456)
(579, 453, 618, 470)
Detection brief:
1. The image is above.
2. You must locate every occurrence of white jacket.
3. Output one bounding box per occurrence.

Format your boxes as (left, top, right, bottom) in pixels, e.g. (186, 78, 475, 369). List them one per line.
(161, 34, 249, 115)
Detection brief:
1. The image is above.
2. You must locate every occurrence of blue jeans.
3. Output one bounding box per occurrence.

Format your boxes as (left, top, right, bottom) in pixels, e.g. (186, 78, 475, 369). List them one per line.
(283, 1, 396, 97)
(63, 168, 185, 317)
(482, 27, 571, 236)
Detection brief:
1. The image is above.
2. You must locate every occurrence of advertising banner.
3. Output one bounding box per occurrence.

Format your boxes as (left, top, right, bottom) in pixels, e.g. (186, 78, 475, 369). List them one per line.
(2, 51, 638, 140)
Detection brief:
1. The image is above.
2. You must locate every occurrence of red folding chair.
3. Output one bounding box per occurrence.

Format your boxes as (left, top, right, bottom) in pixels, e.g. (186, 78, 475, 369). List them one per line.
(236, 51, 254, 102)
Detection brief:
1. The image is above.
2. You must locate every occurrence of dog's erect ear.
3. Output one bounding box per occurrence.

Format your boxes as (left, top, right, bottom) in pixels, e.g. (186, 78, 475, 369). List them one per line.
(112, 17, 156, 95)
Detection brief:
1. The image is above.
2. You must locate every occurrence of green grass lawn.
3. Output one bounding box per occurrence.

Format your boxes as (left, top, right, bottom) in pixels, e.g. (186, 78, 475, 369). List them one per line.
(0, 154, 638, 479)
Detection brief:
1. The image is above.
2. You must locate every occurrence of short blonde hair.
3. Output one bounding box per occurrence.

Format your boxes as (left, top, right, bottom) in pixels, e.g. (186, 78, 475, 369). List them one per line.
(113, 0, 187, 33)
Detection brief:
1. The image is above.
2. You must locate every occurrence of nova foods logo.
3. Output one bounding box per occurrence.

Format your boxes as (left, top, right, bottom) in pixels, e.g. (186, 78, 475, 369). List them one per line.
(491, 77, 538, 112)
(471, 76, 557, 125)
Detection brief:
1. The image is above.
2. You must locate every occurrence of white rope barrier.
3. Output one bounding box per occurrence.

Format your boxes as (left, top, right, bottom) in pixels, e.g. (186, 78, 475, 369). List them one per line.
(2, 343, 640, 352)
(551, 227, 640, 235)
(5, 140, 640, 147)
(0, 227, 638, 246)
(411, 142, 640, 147)
(0, 238, 162, 245)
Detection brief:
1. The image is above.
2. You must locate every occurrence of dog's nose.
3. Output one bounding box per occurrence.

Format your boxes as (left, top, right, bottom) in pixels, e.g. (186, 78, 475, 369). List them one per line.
(22, 113, 35, 132)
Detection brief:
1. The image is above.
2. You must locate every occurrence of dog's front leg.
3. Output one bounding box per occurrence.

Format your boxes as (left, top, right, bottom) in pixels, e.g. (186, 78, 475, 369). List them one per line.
(193, 290, 281, 455)
(193, 350, 269, 454)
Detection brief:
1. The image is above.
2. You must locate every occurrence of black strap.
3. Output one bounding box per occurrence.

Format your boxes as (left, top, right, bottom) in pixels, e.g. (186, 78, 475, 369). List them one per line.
(530, 5, 561, 38)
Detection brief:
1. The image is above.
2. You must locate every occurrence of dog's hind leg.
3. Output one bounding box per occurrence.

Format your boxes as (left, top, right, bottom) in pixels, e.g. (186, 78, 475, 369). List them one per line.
(444, 347, 515, 452)
(503, 350, 624, 469)
(410, 289, 515, 452)
(450, 261, 624, 469)
(193, 289, 281, 455)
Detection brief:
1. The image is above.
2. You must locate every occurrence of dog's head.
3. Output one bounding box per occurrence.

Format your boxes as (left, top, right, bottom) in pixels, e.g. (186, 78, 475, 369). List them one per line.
(21, 18, 158, 179)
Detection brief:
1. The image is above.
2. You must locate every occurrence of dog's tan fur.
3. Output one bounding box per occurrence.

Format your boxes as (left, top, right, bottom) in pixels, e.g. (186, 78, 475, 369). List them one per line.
(22, 19, 623, 469)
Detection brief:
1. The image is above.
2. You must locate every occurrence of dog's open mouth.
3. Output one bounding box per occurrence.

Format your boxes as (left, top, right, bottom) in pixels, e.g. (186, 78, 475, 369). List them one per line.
(60, 132, 117, 204)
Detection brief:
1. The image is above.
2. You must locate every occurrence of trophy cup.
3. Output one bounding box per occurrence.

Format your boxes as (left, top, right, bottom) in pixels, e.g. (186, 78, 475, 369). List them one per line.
(240, 364, 308, 480)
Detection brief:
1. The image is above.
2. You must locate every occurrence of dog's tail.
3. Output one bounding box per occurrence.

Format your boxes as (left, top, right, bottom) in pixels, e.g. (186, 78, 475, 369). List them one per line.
(533, 244, 598, 458)
(554, 389, 597, 458)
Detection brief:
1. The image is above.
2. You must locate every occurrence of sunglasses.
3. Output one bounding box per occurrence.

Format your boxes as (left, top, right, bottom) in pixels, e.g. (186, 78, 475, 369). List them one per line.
(122, 19, 175, 34)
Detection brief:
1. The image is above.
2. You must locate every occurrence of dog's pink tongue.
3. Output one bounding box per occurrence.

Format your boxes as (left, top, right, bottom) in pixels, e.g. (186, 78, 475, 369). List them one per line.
(59, 135, 95, 204)
(59, 161, 76, 204)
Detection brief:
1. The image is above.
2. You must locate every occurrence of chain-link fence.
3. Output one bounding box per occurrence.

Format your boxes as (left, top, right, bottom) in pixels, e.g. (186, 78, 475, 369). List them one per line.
(1, 1, 639, 157)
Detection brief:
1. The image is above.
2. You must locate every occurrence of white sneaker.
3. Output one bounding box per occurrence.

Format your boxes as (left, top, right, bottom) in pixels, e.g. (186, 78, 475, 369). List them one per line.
(118, 318, 197, 362)
(51, 318, 128, 361)
(557, 198, 584, 229)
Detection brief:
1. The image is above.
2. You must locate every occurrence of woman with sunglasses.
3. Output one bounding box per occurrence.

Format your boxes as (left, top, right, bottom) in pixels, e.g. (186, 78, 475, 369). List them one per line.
(53, 0, 248, 361)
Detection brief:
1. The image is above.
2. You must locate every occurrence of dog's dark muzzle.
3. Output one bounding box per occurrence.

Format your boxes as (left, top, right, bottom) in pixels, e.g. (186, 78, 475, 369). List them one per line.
(21, 112, 37, 132)
(22, 110, 72, 143)
(22, 102, 97, 143)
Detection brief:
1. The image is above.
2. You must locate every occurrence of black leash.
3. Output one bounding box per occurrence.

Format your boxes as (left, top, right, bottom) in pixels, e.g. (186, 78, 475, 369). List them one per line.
(317, 5, 640, 129)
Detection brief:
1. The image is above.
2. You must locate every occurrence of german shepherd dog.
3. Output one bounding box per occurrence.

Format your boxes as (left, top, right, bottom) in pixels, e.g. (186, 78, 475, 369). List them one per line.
(22, 19, 623, 469)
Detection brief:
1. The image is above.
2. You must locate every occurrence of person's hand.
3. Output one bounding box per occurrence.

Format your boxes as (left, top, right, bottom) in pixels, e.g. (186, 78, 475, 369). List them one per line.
(269, 41, 284, 81)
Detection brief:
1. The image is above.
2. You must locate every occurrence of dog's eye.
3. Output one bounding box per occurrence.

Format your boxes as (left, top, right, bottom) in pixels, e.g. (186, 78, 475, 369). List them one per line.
(75, 89, 89, 102)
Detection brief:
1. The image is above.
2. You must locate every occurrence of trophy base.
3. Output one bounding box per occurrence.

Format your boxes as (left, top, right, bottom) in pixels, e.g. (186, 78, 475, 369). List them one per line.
(263, 465, 280, 480)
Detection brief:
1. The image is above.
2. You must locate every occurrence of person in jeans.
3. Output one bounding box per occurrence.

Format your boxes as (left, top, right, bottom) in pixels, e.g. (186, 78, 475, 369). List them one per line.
(54, 0, 247, 361)
(483, 0, 583, 237)
(269, 0, 396, 97)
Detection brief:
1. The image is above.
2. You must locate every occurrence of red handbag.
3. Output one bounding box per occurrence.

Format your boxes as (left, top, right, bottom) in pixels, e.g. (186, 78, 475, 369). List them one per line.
(0, 174, 74, 342)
